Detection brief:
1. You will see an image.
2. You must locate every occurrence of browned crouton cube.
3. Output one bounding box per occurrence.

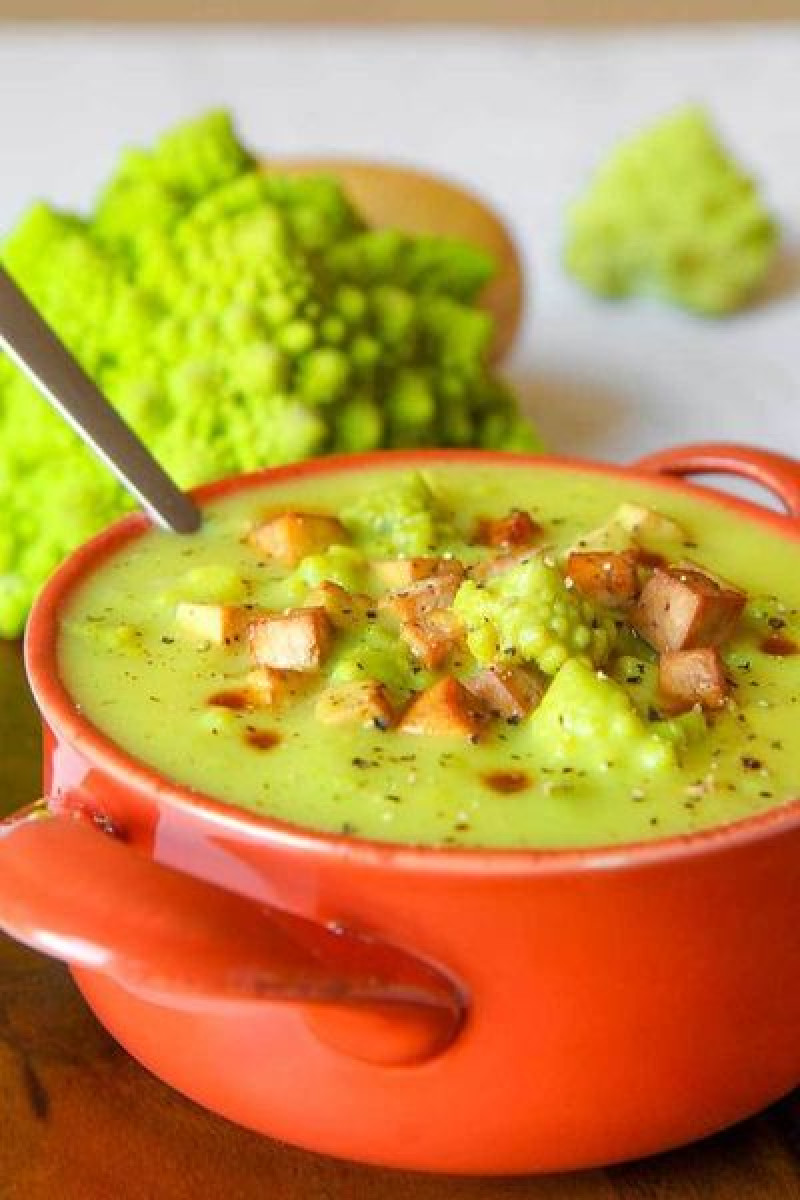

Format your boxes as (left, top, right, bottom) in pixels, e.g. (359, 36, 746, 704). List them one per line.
(566, 551, 640, 608)
(372, 557, 440, 589)
(373, 557, 464, 590)
(476, 509, 541, 550)
(400, 610, 465, 670)
(399, 678, 487, 740)
(468, 547, 540, 583)
(248, 608, 332, 671)
(315, 681, 395, 729)
(659, 647, 729, 711)
(380, 573, 462, 623)
(632, 567, 745, 653)
(243, 667, 306, 709)
(305, 581, 373, 630)
(176, 603, 249, 645)
(248, 512, 347, 566)
(463, 665, 547, 720)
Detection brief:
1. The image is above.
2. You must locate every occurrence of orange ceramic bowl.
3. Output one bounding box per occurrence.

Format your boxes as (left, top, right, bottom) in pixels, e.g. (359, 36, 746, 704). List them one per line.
(1, 442, 800, 1175)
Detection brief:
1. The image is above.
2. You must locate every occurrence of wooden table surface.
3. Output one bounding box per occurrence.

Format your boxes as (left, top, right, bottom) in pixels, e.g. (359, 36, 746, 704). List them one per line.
(2, 0, 799, 24)
(1, 639, 798, 1199)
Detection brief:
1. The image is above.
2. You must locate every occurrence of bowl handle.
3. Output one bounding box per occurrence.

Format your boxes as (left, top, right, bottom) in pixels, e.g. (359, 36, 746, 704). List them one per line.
(0, 805, 464, 1066)
(633, 442, 800, 520)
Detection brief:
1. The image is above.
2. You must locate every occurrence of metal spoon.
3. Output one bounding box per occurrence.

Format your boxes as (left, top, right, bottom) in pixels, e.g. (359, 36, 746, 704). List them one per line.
(0, 266, 202, 534)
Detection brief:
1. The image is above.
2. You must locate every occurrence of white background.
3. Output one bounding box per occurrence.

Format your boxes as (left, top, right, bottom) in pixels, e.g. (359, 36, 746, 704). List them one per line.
(1, 24, 798, 493)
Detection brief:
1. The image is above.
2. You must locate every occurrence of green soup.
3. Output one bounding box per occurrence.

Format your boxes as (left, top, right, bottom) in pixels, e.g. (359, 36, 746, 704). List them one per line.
(58, 462, 800, 849)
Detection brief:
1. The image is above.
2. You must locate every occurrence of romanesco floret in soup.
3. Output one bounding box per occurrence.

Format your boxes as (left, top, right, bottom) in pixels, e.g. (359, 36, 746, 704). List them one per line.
(340, 472, 462, 557)
(453, 556, 617, 676)
(0, 111, 541, 638)
(291, 545, 368, 596)
(529, 658, 676, 775)
(564, 106, 778, 316)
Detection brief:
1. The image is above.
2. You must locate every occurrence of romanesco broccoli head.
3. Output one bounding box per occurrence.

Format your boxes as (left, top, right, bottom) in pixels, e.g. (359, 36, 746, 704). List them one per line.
(564, 106, 778, 315)
(0, 111, 541, 637)
(453, 555, 616, 676)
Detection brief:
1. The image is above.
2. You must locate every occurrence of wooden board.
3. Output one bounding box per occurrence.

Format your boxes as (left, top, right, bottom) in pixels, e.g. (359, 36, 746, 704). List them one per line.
(0, 642, 798, 1199)
(1, 1, 799, 23)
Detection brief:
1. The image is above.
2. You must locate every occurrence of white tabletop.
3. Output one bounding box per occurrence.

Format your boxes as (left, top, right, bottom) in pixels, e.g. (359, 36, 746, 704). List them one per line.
(1, 23, 798, 500)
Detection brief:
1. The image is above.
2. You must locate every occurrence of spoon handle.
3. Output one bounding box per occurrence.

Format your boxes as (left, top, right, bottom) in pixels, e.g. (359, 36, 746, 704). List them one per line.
(0, 266, 201, 534)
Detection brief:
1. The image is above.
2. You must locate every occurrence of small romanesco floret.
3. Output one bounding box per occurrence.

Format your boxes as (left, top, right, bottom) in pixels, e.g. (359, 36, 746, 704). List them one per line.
(290, 545, 368, 597)
(340, 472, 461, 557)
(564, 106, 778, 315)
(0, 111, 541, 638)
(330, 622, 431, 700)
(528, 658, 676, 775)
(453, 556, 616, 676)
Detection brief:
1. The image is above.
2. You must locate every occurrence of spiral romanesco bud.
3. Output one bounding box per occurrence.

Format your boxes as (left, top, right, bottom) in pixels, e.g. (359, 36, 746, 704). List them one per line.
(0, 111, 541, 638)
(453, 556, 616, 676)
(564, 106, 778, 316)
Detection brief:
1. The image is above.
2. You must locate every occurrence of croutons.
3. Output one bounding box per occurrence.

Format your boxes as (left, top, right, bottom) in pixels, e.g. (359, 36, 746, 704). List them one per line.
(399, 677, 487, 740)
(381, 573, 462, 624)
(315, 681, 395, 729)
(372, 557, 460, 589)
(476, 509, 541, 550)
(400, 610, 465, 670)
(248, 607, 332, 672)
(463, 665, 547, 720)
(305, 581, 373, 630)
(565, 551, 639, 608)
(373, 557, 438, 589)
(374, 557, 465, 592)
(632, 567, 745, 653)
(176, 602, 249, 645)
(659, 647, 729, 711)
(468, 547, 540, 583)
(248, 512, 347, 567)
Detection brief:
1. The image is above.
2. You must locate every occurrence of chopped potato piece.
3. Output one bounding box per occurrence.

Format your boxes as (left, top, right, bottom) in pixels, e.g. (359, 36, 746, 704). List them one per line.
(305, 581, 373, 630)
(569, 504, 683, 558)
(476, 509, 541, 550)
(613, 504, 685, 542)
(249, 512, 347, 566)
(464, 664, 547, 720)
(399, 677, 487, 740)
(316, 681, 395, 729)
(633, 567, 745, 653)
(566, 551, 639, 608)
(400, 609, 464, 670)
(176, 602, 249, 645)
(659, 647, 728, 711)
(381, 573, 462, 623)
(248, 607, 332, 671)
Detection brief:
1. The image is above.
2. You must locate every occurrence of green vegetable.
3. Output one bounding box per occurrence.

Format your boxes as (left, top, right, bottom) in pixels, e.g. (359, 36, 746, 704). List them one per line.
(0, 110, 541, 638)
(330, 622, 430, 699)
(529, 658, 676, 775)
(453, 556, 617, 676)
(290, 545, 368, 595)
(564, 106, 778, 315)
(340, 471, 461, 557)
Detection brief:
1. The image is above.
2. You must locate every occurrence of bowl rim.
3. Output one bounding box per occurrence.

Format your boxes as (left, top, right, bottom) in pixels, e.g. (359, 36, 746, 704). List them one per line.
(24, 447, 800, 877)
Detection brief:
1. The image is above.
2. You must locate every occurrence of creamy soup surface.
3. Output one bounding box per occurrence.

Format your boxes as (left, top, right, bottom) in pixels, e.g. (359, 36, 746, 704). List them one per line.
(58, 463, 800, 848)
